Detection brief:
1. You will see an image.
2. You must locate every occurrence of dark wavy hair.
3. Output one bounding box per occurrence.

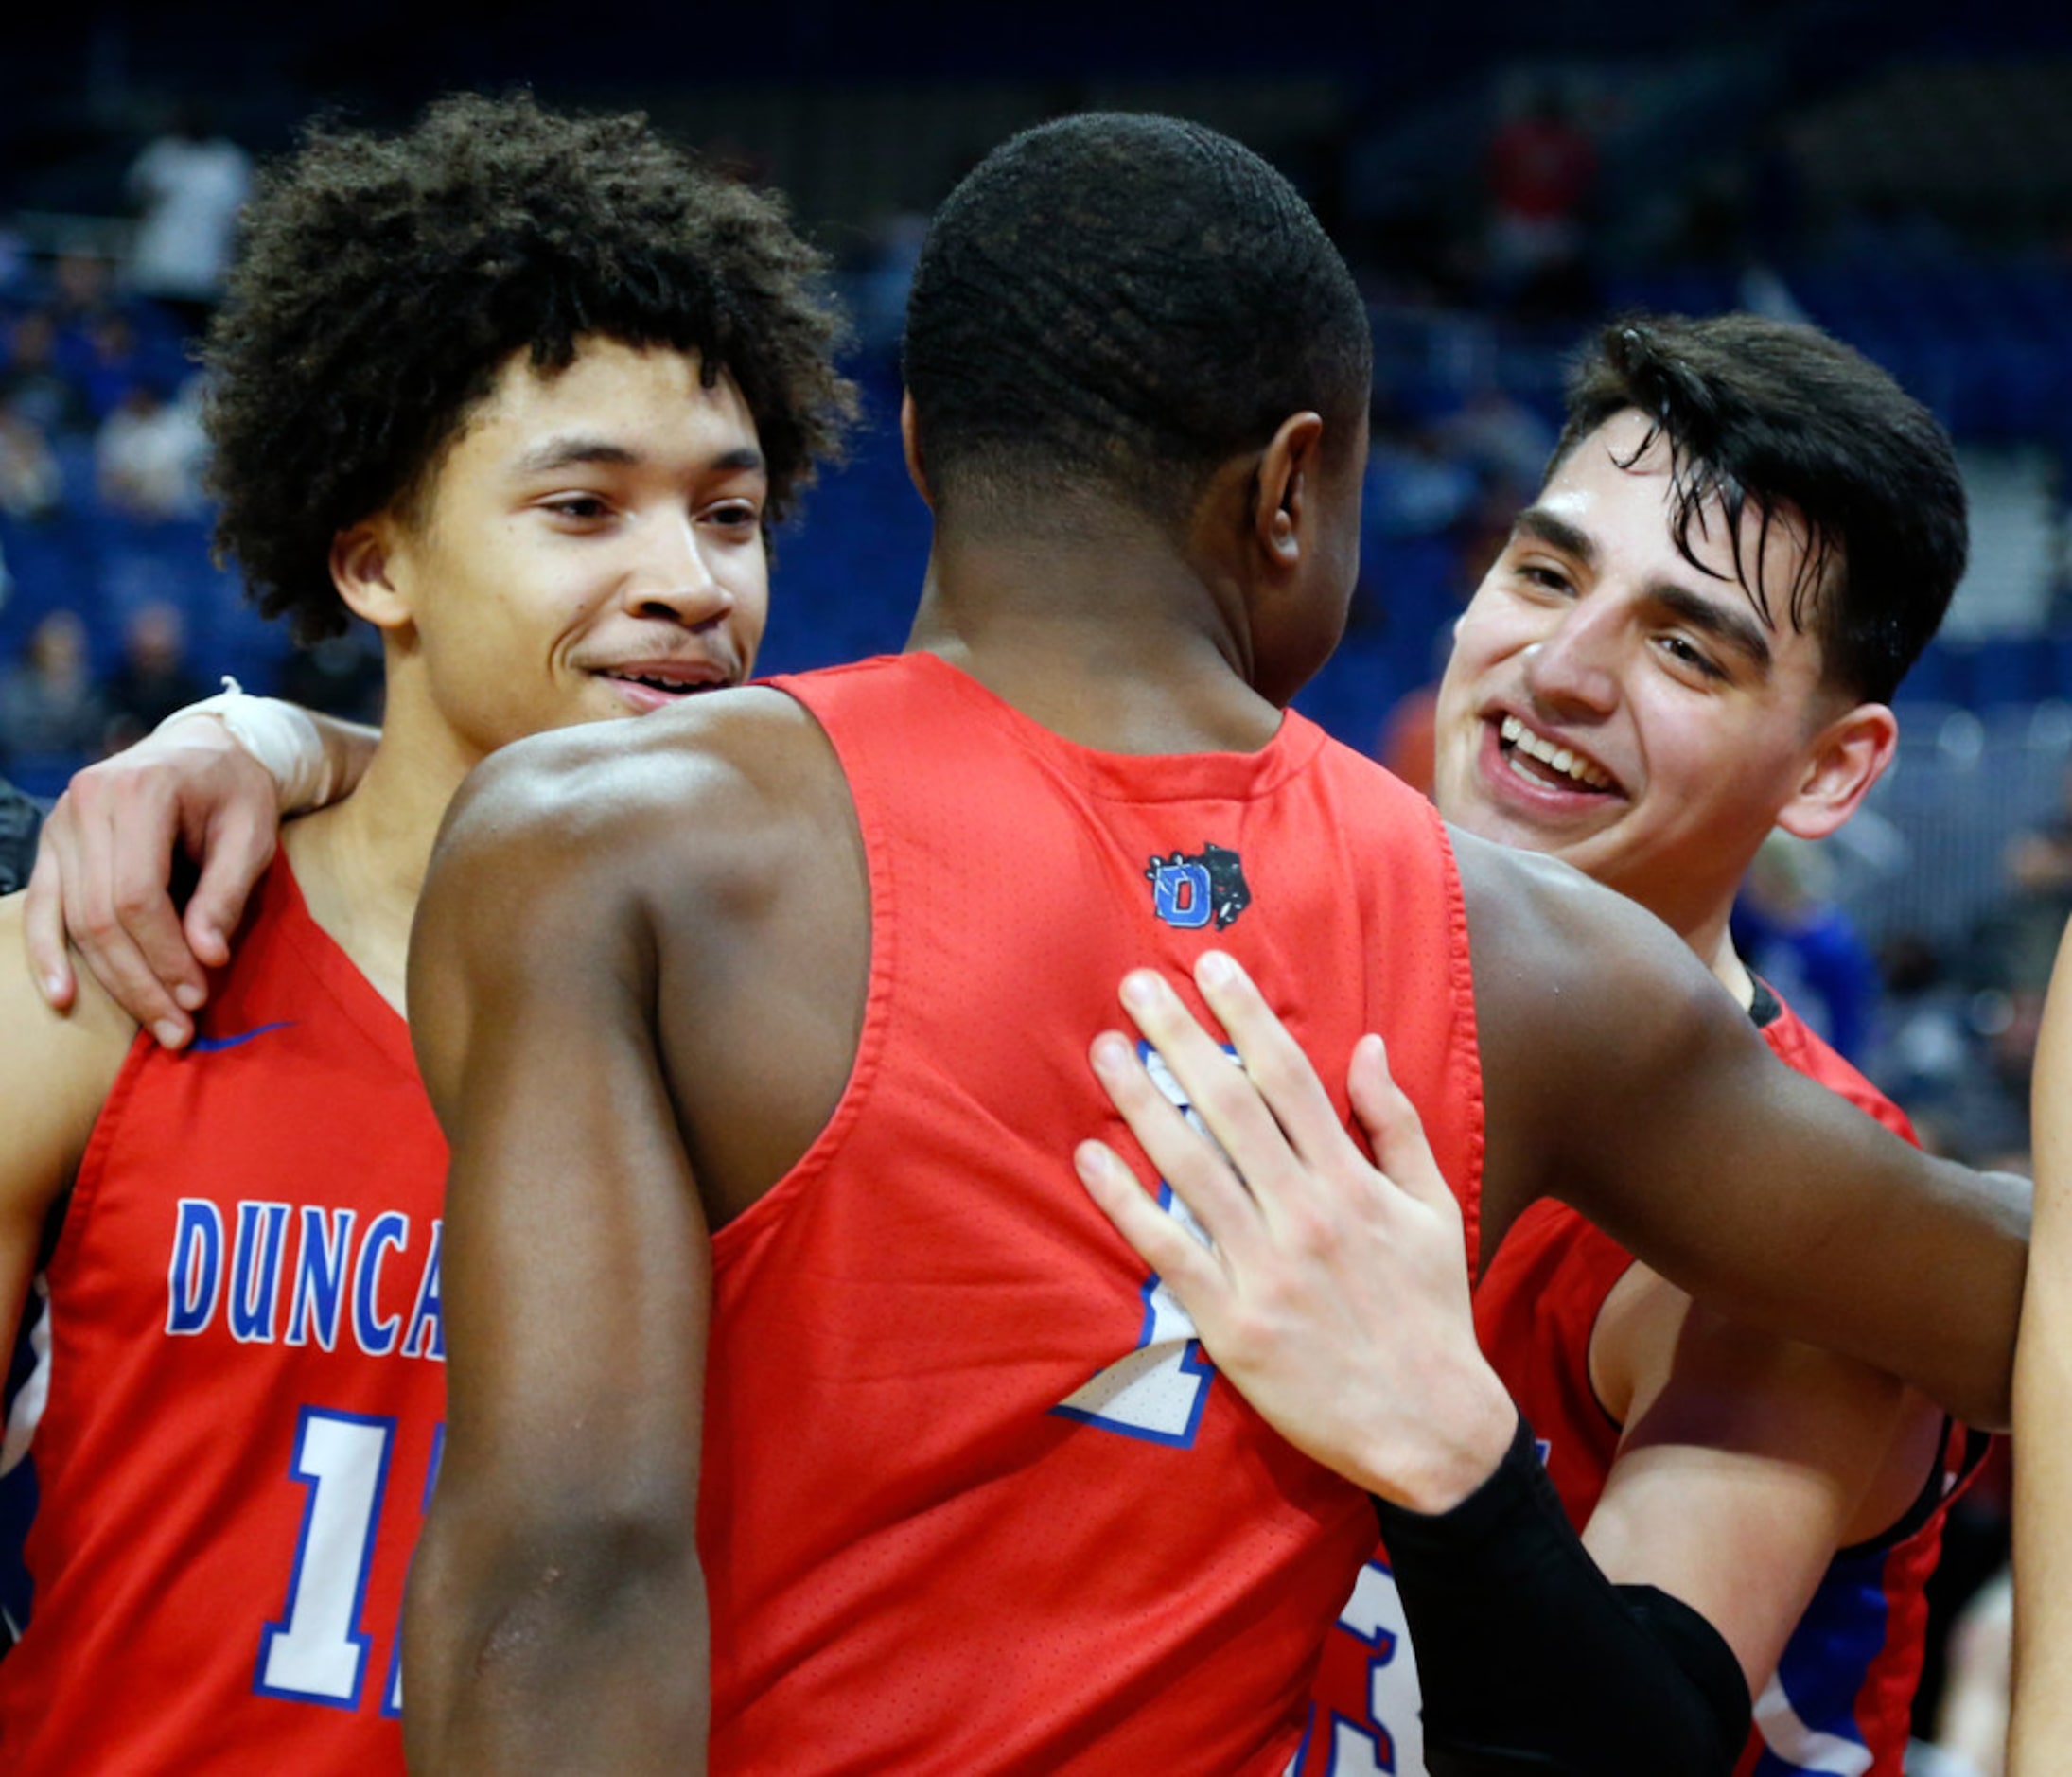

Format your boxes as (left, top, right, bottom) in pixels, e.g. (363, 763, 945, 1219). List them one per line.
(1553, 312, 1967, 703)
(902, 112, 1371, 535)
(205, 91, 855, 640)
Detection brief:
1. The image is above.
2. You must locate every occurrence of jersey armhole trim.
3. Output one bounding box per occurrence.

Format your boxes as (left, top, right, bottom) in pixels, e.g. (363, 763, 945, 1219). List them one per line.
(707, 679, 894, 1264)
(1429, 800, 1486, 1270)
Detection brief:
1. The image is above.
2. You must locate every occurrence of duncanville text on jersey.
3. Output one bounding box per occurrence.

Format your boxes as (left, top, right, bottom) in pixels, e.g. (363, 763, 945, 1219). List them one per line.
(165, 1199, 445, 1360)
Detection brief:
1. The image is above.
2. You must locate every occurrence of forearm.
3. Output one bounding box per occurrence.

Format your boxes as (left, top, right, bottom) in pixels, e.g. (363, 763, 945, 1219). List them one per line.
(2011, 911, 2072, 1769)
(2011, 1276, 2072, 1772)
(1373, 1411, 1749, 1776)
(162, 685, 377, 814)
(404, 1517, 710, 1774)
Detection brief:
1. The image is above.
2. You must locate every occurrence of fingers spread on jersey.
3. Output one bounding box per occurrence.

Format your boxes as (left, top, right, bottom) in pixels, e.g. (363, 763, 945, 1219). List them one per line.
(1189, 951, 1355, 1173)
(1087, 1029, 1256, 1258)
(1114, 967, 1305, 1234)
(1346, 1033, 1459, 1216)
(1074, 1135, 1225, 1304)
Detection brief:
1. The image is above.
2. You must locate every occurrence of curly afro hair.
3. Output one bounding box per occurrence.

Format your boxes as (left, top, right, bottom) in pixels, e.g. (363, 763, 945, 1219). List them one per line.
(205, 91, 855, 641)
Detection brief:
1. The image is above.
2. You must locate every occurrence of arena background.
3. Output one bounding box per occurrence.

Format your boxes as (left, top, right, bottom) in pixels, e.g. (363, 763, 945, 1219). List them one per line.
(2, 6, 2062, 1767)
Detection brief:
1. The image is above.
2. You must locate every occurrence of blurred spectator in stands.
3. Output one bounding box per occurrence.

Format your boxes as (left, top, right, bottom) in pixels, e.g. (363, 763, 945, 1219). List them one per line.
(1375, 683, 1438, 798)
(1870, 932, 1980, 1116)
(1993, 758, 2072, 991)
(97, 378, 208, 521)
(0, 228, 27, 299)
(126, 104, 253, 336)
(1363, 417, 1478, 540)
(1483, 78, 1597, 319)
(46, 251, 118, 337)
(100, 600, 205, 748)
(0, 776, 40, 892)
(0, 610, 107, 799)
(1, 312, 92, 439)
(1731, 829, 1882, 1062)
(1431, 381, 1554, 507)
(0, 402, 63, 520)
(278, 622, 386, 725)
(73, 313, 153, 426)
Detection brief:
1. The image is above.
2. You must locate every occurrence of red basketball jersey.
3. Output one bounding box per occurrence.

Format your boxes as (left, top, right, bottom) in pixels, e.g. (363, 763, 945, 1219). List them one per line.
(0, 857, 447, 1772)
(1297, 983, 1976, 1777)
(703, 652, 1484, 1774)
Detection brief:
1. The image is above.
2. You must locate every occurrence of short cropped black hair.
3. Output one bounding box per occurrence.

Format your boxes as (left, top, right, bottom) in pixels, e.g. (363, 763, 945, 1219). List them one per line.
(207, 91, 855, 640)
(902, 112, 1372, 533)
(1553, 313, 1966, 704)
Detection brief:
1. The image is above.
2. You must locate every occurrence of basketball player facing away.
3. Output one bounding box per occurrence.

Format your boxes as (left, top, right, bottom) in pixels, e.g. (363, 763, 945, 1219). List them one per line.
(1275, 314, 1978, 1777)
(383, 116, 2025, 1774)
(0, 94, 850, 1772)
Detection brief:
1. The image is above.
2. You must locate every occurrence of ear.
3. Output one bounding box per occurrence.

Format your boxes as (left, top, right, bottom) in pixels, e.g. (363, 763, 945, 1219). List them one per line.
(1251, 412, 1326, 571)
(329, 518, 413, 633)
(1774, 701, 1899, 841)
(900, 391, 933, 509)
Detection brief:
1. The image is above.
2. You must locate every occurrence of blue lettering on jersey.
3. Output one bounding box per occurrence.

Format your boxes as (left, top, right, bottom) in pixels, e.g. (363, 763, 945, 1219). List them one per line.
(230, 1202, 294, 1343)
(286, 1208, 358, 1351)
(352, 1215, 410, 1357)
(1146, 843, 1252, 931)
(161, 1200, 440, 1362)
(1150, 859, 1213, 929)
(167, 1199, 226, 1335)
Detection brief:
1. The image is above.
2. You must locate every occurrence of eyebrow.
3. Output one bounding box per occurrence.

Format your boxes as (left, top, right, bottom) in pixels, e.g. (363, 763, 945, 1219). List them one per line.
(1652, 583, 1773, 674)
(1510, 505, 1596, 566)
(1510, 504, 1774, 675)
(512, 437, 767, 477)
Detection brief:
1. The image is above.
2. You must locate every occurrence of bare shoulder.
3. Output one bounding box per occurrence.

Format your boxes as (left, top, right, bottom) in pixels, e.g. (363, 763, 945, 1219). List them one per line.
(1450, 825, 1730, 1050)
(434, 686, 843, 903)
(0, 890, 135, 1209)
(410, 686, 860, 1099)
(1449, 826, 1763, 1244)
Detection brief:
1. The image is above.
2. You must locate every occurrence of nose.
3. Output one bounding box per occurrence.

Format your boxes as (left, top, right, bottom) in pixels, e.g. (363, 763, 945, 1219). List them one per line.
(1520, 604, 1620, 718)
(623, 513, 734, 628)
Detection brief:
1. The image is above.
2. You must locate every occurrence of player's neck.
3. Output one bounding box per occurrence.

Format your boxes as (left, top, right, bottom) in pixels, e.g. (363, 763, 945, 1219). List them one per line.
(280, 704, 476, 1016)
(1693, 911, 1759, 1013)
(907, 525, 1283, 755)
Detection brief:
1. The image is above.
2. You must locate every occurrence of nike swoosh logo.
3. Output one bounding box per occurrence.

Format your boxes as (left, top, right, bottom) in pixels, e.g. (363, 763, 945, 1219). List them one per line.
(189, 1021, 296, 1053)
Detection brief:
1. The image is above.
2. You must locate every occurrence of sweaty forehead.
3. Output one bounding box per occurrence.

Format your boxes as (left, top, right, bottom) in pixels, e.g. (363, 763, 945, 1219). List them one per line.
(1567, 410, 1825, 639)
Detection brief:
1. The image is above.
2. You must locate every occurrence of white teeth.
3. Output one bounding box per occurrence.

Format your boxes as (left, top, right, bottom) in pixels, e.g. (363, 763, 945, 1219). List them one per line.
(1498, 714, 1612, 790)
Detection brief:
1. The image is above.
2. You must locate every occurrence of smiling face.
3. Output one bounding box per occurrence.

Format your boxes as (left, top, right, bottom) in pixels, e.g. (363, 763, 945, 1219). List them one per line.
(1433, 409, 1875, 951)
(342, 337, 769, 767)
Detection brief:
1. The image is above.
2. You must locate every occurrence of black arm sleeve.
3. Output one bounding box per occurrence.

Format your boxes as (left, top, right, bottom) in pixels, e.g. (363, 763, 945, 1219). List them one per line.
(1370, 1410, 1751, 1776)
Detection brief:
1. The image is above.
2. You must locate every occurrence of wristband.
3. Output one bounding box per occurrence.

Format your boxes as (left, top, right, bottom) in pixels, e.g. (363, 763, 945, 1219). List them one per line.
(156, 677, 339, 816)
